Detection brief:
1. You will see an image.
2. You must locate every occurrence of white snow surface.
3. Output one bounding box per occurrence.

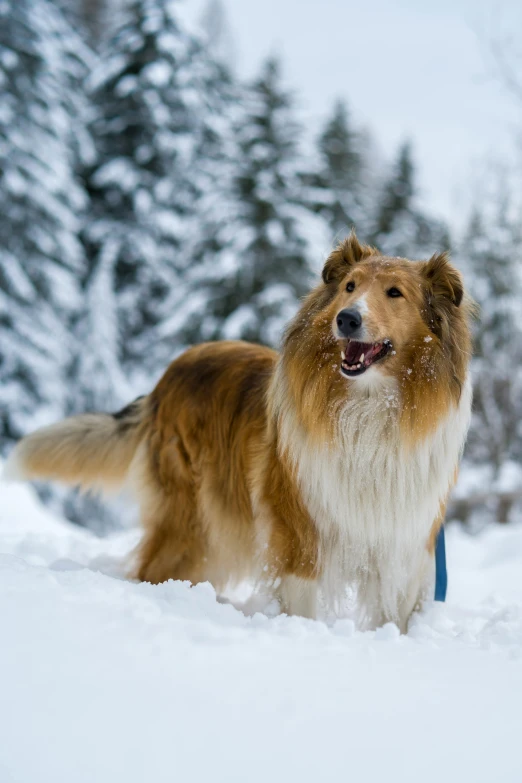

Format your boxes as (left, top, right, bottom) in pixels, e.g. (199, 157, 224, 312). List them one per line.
(1, 475, 522, 783)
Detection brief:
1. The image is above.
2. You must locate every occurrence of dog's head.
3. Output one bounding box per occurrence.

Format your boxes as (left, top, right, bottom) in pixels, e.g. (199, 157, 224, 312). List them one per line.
(320, 232, 465, 382)
(278, 232, 472, 440)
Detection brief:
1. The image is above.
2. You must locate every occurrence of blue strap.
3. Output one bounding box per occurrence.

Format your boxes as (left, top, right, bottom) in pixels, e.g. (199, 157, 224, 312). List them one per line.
(434, 525, 447, 602)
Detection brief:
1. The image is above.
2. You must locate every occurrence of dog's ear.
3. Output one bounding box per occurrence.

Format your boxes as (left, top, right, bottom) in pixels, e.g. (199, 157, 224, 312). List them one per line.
(322, 231, 374, 284)
(422, 252, 463, 307)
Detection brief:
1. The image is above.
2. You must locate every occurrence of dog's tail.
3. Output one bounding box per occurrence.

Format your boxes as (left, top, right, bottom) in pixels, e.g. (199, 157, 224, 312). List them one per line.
(3, 396, 150, 494)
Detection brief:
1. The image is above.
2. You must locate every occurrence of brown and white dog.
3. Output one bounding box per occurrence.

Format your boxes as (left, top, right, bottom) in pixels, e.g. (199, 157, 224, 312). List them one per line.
(5, 233, 474, 631)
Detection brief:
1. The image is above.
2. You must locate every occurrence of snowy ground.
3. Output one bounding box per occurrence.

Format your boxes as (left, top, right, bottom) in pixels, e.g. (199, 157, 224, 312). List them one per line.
(1, 478, 522, 783)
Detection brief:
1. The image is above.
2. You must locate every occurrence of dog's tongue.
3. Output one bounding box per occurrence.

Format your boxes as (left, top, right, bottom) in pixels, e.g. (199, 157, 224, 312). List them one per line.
(346, 340, 369, 364)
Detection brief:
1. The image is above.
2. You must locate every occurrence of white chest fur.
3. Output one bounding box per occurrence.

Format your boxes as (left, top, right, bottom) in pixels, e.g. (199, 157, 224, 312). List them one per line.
(278, 374, 472, 624)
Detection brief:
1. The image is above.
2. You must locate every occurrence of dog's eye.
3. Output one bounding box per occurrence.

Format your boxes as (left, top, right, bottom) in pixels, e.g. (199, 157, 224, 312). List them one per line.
(346, 281, 355, 293)
(387, 287, 403, 298)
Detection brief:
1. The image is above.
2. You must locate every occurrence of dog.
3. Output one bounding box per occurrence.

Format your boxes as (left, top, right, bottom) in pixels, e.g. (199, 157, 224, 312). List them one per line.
(5, 233, 473, 631)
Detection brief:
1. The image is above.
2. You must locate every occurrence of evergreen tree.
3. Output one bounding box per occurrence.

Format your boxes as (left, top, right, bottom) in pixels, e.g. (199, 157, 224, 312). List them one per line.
(84, 0, 234, 396)
(461, 197, 522, 475)
(200, 0, 236, 71)
(312, 100, 373, 241)
(371, 141, 449, 258)
(179, 57, 326, 348)
(81, 0, 108, 46)
(0, 0, 95, 449)
(57, 0, 126, 49)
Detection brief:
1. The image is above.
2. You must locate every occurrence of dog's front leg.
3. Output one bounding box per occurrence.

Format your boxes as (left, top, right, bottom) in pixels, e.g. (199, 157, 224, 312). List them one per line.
(277, 575, 318, 619)
(393, 551, 434, 634)
(258, 458, 320, 620)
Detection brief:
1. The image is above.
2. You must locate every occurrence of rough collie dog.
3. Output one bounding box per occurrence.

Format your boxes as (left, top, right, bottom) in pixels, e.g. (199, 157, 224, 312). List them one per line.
(6, 233, 473, 631)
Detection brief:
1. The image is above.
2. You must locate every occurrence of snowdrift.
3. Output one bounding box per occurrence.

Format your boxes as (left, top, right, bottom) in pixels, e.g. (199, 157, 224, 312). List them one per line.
(1, 477, 522, 783)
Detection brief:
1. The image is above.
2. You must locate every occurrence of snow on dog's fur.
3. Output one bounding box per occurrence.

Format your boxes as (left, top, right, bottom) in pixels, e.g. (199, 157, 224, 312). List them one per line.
(6, 233, 474, 631)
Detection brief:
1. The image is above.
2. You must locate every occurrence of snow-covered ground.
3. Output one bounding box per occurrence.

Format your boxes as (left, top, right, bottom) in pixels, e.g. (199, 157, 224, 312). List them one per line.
(1, 478, 522, 783)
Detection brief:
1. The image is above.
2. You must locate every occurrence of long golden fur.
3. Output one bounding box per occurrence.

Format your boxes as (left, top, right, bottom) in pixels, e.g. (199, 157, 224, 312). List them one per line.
(6, 233, 474, 631)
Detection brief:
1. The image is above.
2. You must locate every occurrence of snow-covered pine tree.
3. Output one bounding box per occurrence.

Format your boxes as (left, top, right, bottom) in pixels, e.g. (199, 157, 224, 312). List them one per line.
(461, 198, 522, 477)
(179, 57, 327, 349)
(370, 141, 449, 258)
(310, 99, 375, 243)
(199, 0, 236, 71)
(0, 0, 95, 450)
(84, 0, 235, 396)
(80, 0, 108, 46)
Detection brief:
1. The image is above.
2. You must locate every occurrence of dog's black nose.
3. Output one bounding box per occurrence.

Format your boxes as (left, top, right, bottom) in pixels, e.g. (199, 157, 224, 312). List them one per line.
(336, 308, 362, 337)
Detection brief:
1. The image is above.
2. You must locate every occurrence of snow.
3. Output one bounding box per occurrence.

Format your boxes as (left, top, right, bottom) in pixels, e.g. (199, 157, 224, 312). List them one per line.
(1, 473, 522, 783)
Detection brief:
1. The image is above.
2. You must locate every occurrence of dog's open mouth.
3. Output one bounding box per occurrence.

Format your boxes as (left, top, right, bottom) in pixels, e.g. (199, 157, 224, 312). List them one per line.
(340, 339, 392, 377)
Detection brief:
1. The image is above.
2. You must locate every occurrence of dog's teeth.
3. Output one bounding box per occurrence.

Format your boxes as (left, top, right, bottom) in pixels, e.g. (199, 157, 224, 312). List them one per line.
(360, 353, 365, 362)
(341, 351, 346, 360)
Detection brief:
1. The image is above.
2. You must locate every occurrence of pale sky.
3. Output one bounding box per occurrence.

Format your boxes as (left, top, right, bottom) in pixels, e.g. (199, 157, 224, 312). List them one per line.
(181, 0, 522, 232)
